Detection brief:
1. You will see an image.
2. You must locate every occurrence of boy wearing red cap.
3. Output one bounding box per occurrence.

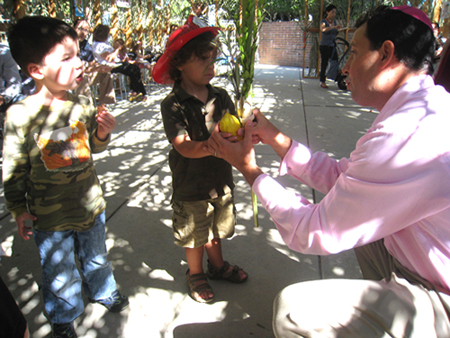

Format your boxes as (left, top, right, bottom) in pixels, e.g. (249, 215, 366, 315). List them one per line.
(152, 16, 248, 303)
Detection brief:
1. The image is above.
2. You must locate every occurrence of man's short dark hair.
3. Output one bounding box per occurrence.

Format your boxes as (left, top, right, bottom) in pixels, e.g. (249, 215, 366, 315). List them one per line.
(355, 5, 435, 75)
(169, 31, 217, 82)
(8, 16, 78, 76)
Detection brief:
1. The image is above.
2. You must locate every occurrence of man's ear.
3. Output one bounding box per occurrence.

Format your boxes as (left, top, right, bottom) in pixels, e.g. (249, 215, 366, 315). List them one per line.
(379, 40, 396, 68)
(27, 63, 44, 80)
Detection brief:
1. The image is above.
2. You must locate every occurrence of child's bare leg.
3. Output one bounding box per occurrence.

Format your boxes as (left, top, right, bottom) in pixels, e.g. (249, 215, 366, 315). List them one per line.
(185, 246, 214, 301)
(205, 238, 247, 280)
(204, 237, 224, 267)
(185, 245, 205, 275)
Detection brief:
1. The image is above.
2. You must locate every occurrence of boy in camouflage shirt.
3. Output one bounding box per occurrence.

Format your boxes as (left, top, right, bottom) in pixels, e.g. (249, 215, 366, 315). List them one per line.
(3, 16, 128, 338)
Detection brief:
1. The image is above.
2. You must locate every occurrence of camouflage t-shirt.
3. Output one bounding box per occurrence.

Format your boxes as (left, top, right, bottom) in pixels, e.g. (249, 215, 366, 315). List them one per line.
(2, 93, 110, 231)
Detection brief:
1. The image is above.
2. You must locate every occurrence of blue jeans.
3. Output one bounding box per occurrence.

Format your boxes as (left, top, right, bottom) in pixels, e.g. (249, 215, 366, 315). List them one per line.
(34, 212, 117, 324)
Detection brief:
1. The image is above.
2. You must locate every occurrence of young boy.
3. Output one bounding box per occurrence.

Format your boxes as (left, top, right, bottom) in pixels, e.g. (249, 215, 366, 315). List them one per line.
(152, 15, 248, 303)
(3, 16, 128, 338)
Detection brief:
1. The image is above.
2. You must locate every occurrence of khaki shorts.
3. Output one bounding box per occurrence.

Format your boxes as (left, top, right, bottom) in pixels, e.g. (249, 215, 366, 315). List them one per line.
(172, 193, 236, 248)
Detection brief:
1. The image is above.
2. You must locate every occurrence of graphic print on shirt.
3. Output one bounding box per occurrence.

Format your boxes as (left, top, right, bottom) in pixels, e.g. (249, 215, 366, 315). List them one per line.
(34, 120, 91, 171)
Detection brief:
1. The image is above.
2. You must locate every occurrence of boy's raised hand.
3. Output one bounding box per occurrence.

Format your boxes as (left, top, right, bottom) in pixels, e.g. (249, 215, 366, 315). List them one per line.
(15, 212, 37, 240)
(96, 106, 116, 141)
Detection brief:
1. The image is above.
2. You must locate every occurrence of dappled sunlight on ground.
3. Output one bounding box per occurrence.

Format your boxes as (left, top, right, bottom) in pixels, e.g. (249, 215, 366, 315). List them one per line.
(0, 66, 370, 337)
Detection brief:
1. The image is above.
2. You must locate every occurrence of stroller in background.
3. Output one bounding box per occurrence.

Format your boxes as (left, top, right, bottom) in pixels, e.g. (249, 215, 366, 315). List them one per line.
(326, 37, 350, 90)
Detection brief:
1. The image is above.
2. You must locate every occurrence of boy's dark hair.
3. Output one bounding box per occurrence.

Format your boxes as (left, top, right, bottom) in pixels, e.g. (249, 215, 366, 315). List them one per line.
(355, 5, 435, 75)
(93, 24, 110, 42)
(169, 31, 217, 82)
(7, 16, 78, 76)
(325, 4, 337, 13)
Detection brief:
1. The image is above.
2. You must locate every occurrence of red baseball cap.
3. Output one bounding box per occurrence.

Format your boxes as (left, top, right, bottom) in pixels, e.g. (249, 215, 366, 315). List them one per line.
(392, 5, 433, 31)
(152, 15, 220, 84)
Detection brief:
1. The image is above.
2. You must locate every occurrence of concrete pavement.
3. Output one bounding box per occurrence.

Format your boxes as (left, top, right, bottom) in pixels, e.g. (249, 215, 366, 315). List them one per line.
(0, 65, 378, 338)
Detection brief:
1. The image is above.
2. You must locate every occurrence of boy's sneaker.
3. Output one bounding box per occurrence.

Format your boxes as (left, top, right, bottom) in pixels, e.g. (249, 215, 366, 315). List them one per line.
(52, 322, 77, 338)
(89, 290, 129, 313)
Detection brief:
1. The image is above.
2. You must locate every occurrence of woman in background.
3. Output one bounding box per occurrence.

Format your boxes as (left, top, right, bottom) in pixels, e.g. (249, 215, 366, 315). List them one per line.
(319, 4, 341, 89)
(92, 25, 146, 102)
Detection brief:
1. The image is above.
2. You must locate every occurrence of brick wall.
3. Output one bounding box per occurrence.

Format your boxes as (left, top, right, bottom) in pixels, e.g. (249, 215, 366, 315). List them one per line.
(259, 21, 303, 67)
(259, 21, 353, 69)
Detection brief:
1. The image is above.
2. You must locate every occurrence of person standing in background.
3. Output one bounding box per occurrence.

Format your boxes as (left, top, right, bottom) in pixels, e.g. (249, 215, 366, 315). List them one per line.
(0, 43, 22, 112)
(74, 19, 116, 106)
(319, 4, 341, 89)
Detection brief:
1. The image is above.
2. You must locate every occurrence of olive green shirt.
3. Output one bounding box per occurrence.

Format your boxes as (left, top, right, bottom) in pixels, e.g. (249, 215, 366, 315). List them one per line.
(2, 93, 109, 231)
(161, 82, 236, 202)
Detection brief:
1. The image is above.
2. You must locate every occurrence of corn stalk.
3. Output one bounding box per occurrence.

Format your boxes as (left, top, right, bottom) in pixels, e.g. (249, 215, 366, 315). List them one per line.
(236, 0, 263, 114)
(217, 0, 264, 227)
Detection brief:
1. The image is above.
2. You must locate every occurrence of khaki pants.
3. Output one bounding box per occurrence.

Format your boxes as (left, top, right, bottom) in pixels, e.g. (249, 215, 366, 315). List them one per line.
(75, 71, 115, 105)
(273, 240, 450, 337)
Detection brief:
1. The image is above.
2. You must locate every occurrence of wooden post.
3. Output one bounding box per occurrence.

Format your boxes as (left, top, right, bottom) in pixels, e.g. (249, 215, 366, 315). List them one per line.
(48, 0, 57, 17)
(148, 0, 154, 46)
(433, 0, 442, 23)
(126, 8, 132, 48)
(110, 0, 119, 42)
(164, 0, 170, 35)
(13, 0, 26, 20)
(137, 0, 144, 44)
(345, 0, 351, 41)
(94, 0, 102, 27)
(302, 0, 308, 78)
(239, 0, 242, 26)
(156, 0, 163, 45)
(318, 0, 324, 77)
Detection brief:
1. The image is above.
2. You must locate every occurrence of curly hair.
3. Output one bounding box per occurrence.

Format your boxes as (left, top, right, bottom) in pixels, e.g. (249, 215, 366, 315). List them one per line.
(168, 31, 217, 82)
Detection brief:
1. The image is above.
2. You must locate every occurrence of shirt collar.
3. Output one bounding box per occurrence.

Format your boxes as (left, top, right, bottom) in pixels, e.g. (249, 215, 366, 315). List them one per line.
(376, 74, 434, 124)
(173, 81, 220, 103)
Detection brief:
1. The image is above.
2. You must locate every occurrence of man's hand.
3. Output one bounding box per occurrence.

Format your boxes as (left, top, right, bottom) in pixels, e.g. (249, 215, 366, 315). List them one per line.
(208, 121, 263, 186)
(96, 106, 116, 141)
(237, 109, 292, 159)
(242, 108, 280, 145)
(15, 212, 37, 240)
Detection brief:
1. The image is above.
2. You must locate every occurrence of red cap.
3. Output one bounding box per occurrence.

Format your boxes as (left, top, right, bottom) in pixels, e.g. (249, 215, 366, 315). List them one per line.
(392, 5, 433, 31)
(152, 15, 220, 84)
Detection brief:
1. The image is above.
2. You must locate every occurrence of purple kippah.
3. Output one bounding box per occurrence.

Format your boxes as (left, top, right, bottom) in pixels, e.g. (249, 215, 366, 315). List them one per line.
(392, 5, 433, 31)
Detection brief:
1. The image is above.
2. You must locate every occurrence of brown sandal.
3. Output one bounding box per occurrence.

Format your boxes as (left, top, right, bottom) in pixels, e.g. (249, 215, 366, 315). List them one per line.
(186, 270, 214, 303)
(207, 260, 248, 283)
